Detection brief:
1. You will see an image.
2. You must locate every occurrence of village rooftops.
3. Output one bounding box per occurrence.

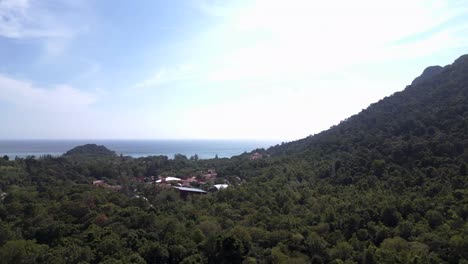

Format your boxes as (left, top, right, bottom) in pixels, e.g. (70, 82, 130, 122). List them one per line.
(249, 152, 263, 160)
(181, 176, 201, 186)
(93, 180, 105, 186)
(213, 184, 229, 190)
(173, 186, 207, 194)
(156, 176, 182, 183)
(92, 180, 122, 191)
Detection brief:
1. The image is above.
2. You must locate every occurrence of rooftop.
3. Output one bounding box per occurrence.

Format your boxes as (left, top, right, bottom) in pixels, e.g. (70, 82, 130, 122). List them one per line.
(156, 176, 182, 183)
(173, 186, 207, 193)
(214, 184, 229, 190)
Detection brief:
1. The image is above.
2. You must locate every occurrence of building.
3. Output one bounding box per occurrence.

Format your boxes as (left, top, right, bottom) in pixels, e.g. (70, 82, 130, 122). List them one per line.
(213, 184, 229, 190)
(249, 152, 263, 160)
(209, 184, 229, 192)
(173, 186, 207, 198)
(156, 177, 182, 183)
(92, 180, 122, 191)
(204, 169, 218, 181)
(181, 176, 199, 187)
(93, 180, 106, 186)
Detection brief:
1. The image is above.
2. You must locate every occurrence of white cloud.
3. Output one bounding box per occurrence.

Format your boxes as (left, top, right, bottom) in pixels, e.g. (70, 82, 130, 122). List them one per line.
(0, 0, 92, 56)
(0, 73, 181, 139)
(131, 0, 468, 140)
(71, 59, 102, 83)
(193, 0, 247, 17)
(0, 0, 69, 38)
(132, 64, 197, 89)
(0, 74, 97, 111)
(6, 0, 464, 139)
(208, 0, 467, 79)
(178, 76, 396, 140)
(149, 0, 468, 90)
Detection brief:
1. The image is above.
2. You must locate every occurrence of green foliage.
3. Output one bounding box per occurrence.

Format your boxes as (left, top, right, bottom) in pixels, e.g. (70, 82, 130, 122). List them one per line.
(0, 55, 468, 262)
(64, 144, 117, 157)
(0, 240, 48, 263)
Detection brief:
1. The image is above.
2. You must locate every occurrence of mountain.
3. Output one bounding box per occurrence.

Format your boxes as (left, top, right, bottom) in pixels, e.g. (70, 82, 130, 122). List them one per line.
(411, 65, 444, 86)
(63, 144, 117, 158)
(267, 54, 468, 168)
(1, 56, 467, 263)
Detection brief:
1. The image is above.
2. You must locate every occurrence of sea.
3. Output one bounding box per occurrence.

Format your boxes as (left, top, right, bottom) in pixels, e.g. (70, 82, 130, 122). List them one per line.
(0, 140, 279, 159)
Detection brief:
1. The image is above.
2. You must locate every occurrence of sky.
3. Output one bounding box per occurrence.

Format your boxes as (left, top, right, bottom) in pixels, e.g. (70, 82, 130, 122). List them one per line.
(0, 0, 468, 141)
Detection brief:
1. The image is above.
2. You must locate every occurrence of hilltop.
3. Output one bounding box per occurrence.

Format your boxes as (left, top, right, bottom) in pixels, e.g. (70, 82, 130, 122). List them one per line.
(63, 144, 117, 158)
(267, 54, 468, 171)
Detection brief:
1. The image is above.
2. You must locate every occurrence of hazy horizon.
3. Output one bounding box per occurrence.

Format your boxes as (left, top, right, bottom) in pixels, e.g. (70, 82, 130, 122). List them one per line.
(1, 0, 468, 140)
(0, 138, 280, 159)
(0, 138, 285, 142)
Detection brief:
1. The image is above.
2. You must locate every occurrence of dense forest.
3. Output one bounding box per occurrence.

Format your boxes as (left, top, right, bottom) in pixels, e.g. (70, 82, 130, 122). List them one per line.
(1, 55, 468, 263)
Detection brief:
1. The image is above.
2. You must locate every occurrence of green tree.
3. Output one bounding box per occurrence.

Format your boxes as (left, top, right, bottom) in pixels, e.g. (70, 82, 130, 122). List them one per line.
(330, 241, 353, 261)
(425, 210, 443, 229)
(382, 207, 399, 227)
(214, 234, 245, 264)
(0, 240, 48, 264)
(305, 232, 328, 258)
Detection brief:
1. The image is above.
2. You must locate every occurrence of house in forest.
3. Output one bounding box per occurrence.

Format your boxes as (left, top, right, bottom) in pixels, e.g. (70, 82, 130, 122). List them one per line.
(93, 180, 106, 186)
(209, 184, 229, 192)
(249, 152, 263, 160)
(203, 168, 218, 181)
(92, 180, 122, 191)
(173, 186, 207, 199)
(156, 177, 182, 184)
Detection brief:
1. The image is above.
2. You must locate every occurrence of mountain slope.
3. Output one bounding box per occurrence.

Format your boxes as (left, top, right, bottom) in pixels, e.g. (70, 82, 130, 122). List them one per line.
(63, 144, 117, 158)
(267, 55, 468, 175)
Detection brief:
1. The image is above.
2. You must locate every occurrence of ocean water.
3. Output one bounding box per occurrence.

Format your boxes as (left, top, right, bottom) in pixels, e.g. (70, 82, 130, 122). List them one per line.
(0, 140, 278, 159)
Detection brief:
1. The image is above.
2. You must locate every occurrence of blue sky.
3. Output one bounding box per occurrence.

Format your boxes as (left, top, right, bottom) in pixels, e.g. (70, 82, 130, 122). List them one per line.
(1, 0, 468, 140)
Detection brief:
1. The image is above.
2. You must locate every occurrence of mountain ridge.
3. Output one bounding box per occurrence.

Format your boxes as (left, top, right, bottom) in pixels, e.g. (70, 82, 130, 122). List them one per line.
(266, 54, 468, 161)
(411, 65, 444, 86)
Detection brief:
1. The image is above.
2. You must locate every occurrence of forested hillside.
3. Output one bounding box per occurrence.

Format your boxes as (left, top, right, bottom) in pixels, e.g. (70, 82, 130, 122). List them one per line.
(64, 144, 117, 159)
(0, 55, 468, 263)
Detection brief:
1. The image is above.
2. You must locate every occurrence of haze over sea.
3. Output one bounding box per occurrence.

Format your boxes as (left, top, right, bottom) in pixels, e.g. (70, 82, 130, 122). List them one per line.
(0, 140, 278, 159)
